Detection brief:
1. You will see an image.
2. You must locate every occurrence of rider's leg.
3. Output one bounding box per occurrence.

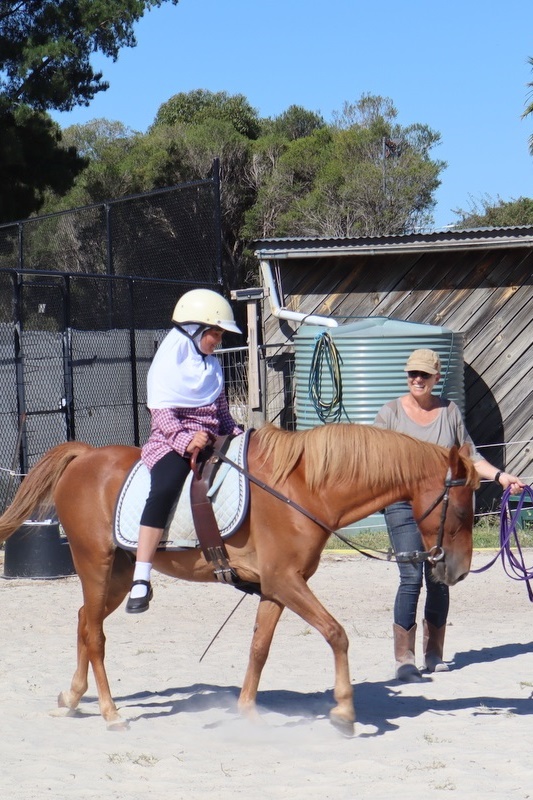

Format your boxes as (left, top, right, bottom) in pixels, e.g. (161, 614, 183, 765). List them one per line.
(126, 451, 190, 613)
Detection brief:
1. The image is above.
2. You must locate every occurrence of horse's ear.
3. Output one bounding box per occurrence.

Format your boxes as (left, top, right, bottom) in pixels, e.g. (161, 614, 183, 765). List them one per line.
(448, 444, 465, 477)
(458, 443, 471, 459)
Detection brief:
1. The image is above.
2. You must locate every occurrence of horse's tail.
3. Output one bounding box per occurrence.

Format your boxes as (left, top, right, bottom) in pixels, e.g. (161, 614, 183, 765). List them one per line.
(0, 442, 93, 543)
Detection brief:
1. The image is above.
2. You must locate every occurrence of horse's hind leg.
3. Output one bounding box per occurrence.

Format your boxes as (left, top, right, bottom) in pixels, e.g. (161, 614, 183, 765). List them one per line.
(57, 604, 91, 713)
(59, 548, 133, 730)
(238, 597, 284, 720)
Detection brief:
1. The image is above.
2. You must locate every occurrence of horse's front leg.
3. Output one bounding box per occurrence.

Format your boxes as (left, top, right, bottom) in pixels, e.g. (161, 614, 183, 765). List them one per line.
(276, 576, 354, 736)
(238, 597, 284, 720)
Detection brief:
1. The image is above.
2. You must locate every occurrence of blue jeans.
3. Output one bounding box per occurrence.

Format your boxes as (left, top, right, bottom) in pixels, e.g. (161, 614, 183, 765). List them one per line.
(384, 501, 449, 631)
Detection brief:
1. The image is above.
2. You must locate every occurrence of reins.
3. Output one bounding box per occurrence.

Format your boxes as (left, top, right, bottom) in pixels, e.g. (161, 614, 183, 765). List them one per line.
(199, 444, 467, 664)
(470, 485, 533, 601)
(213, 444, 465, 566)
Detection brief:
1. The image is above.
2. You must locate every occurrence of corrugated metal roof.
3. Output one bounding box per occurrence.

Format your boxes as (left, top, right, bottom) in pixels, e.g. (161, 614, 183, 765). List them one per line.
(253, 226, 533, 257)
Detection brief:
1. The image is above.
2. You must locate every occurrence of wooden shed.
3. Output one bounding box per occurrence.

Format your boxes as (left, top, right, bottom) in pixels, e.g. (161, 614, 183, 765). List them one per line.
(253, 226, 533, 511)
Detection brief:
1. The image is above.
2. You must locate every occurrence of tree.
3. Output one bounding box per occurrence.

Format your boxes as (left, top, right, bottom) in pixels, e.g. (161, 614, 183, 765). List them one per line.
(331, 94, 397, 129)
(61, 119, 137, 160)
(0, 0, 179, 222)
(144, 119, 255, 289)
(243, 127, 333, 238)
(452, 196, 533, 228)
(47, 119, 141, 208)
(263, 105, 326, 141)
(153, 90, 261, 139)
(43, 93, 446, 291)
(0, 0, 179, 111)
(42, 115, 256, 289)
(0, 104, 86, 222)
(246, 95, 444, 239)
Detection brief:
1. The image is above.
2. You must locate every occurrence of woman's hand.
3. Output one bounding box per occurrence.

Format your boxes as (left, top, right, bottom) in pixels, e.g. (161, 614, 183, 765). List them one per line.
(498, 472, 526, 494)
(186, 431, 210, 454)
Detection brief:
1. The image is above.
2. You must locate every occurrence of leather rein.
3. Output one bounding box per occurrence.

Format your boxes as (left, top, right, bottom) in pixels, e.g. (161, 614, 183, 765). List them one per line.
(213, 445, 468, 566)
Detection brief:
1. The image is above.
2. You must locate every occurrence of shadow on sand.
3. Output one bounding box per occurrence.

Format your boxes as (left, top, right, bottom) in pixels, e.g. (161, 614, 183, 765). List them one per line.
(74, 638, 533, 736)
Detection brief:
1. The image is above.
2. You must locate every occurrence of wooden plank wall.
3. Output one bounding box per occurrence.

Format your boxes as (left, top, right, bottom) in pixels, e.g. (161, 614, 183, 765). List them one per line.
(261, 245, 533, 510)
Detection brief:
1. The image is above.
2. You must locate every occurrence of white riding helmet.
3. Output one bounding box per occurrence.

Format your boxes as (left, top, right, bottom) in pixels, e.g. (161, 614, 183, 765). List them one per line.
(172, 289, 241, 334)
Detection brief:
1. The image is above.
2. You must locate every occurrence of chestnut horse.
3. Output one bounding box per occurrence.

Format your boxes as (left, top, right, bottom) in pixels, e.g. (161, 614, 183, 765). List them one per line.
(0, 423, 478, 735)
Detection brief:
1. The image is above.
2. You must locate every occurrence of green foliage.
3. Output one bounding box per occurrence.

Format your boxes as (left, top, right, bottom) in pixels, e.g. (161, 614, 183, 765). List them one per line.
(45, 115, 255, 288)
(41, 91, 446, 291)
(153, 89, 261, 139)
(0, 101, 87, 222)
(246, 96, 444, 239)
(453, 195, 533, 228)
(48, 122, 143, 210)
(0, 0, 179, 221)
(262, 104, 326, 141)
(325, 518, 533, 551)
(331, 93, 397, 129)
(61, 119, 137, 159)
(0, 0, 179, 112)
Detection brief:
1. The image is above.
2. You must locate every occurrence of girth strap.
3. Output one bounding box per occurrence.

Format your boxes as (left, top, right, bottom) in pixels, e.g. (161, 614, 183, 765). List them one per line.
(190, 436, 260, 596)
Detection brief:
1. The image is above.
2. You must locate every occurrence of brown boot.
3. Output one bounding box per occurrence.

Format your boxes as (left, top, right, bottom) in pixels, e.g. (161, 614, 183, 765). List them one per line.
(423, 620, 449, 673)
(393, 623, 423, 682)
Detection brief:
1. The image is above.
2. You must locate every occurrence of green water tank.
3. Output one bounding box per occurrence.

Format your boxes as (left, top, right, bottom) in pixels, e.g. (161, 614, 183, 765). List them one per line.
(293, 317, 465, 535)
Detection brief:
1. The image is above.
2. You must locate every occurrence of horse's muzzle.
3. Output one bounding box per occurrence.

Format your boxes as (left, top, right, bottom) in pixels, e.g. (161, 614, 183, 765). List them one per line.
(433, 559, 470, 586)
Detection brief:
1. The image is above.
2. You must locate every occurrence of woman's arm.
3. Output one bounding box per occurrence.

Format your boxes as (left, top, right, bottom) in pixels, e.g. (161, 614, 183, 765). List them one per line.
(473, 458, 525, 494)
(449, 404, 525, 493)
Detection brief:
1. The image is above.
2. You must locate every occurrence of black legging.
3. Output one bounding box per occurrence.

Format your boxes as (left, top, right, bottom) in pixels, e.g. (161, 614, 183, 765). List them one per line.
(140, 450, 191, 529)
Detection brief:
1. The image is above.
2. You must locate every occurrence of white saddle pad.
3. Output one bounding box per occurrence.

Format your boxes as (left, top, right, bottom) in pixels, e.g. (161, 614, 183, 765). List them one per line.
(114, 431, 250, 551)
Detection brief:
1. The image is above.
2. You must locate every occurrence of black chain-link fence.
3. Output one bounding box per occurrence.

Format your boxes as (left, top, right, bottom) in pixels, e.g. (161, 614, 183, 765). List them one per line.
(0, 172, 234, 511)
(0, 174, 221, 290)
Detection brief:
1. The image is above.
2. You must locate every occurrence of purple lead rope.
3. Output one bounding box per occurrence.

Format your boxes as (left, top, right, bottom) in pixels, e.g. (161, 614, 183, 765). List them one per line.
(470, 485, 533, 601)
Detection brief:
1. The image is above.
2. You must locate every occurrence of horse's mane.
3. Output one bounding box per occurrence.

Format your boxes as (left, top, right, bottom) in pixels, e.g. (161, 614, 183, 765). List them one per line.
(254, 423, 479, 493)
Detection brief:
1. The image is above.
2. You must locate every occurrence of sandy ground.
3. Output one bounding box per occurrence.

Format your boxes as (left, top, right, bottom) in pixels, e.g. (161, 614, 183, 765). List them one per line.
(1, 547, 533, 800)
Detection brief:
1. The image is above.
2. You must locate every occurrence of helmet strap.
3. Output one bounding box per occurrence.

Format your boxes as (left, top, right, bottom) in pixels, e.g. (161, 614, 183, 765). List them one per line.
(174, 323, 210, 357)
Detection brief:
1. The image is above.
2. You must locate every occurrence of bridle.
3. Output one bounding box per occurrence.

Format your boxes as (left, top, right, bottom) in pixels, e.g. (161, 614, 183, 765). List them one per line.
(212, 445, 469, 567)
(402, 472, 469, 566)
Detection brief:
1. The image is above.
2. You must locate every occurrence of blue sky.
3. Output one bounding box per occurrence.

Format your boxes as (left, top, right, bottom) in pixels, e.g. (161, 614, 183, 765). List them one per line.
(52, 0, 533, 229)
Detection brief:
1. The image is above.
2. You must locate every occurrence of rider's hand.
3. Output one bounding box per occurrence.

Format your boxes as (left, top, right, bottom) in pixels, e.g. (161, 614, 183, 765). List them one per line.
(186, 431, 210, 454)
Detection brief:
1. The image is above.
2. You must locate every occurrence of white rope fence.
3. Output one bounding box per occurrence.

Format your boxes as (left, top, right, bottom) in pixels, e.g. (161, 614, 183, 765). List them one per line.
(0, 467, 25, 478)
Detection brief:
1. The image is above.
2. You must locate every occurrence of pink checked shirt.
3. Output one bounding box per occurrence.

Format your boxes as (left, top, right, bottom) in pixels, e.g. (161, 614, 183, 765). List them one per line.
(141, 392, 242, 470)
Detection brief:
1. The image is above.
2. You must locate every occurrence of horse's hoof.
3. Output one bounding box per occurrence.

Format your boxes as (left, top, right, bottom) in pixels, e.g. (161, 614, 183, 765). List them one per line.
(57, 690, 77, 710)
(49, 706, 76, 718)
(329, 711, 355, 738)
(107, 717, 130, 732)
(396, 663, 424, 683)
(238, 701, 263, 725)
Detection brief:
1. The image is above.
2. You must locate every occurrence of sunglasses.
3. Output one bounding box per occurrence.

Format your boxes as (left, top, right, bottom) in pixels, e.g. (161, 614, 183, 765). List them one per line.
(407, 370, 432, 380)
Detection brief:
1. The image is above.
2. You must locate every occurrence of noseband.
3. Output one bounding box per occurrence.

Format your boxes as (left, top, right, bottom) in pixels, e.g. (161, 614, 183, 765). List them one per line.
(395, 474, 468, 566)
